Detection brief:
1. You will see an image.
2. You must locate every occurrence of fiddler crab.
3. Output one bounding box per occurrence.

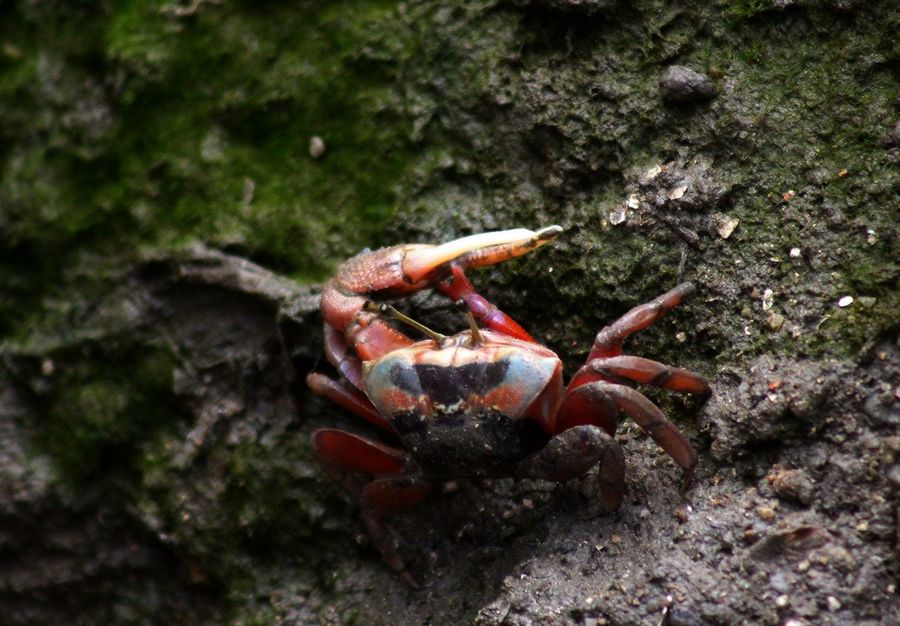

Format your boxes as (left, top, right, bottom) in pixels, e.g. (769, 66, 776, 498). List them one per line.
(307, 226, 710, 584)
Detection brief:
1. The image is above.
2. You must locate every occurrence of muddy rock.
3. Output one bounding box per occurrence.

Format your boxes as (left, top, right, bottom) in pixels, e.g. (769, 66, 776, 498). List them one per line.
(659, 66, 717, 103)
(1, 1, 897, 624)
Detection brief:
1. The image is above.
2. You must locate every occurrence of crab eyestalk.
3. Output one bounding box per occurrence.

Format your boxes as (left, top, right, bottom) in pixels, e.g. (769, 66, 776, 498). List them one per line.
(402, 225, 563, 284)
(365, 301, 448, 347)
(456, 298, 484, 347)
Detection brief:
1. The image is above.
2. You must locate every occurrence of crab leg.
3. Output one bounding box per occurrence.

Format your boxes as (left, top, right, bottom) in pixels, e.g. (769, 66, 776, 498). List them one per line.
(323, 325, 367, 389)
(587, 283, 697, 360)
(360, 477, 432, 585)
(311, 428, 430, 585)
(560, 381, 698, 486)
(307, 373, 395, 433)
(312, 429, 410, 477)
(516, 425, 625, 511)
(571, 356, 710, 395)
(568, 283, 707, 391)
(437, 264, 536, 342)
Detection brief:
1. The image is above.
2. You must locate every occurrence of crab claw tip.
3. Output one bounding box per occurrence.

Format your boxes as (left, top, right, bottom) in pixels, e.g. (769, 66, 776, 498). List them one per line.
(536, 225, 563, 241)
(402, 226, 562, 283)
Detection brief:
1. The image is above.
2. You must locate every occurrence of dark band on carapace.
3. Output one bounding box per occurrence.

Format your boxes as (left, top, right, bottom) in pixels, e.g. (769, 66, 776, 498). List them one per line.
(388, 360, 511, 408)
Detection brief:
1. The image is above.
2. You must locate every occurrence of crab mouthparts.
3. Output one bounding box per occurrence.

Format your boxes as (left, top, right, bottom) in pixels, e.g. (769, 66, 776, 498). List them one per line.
(402, 225, 563, 283)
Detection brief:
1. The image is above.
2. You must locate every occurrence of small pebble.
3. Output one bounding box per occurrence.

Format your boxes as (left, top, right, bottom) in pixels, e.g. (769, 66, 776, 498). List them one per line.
(674, 504, 692, 523)
(767, 467, 814, 505)
(667, 185, 688, 200)
(309, 135, 326, 158)
(886, 465, 900, 488)
(837, 296, 854, 307)
(242, 177, 256, 206)
(675, 331, 687, 343)
(767, 311, 785, 331)
(609, 207, 627, 225)
(757, 505, 777, 521)
(827, 596, 841, 611)
(789, 247, 802, 258)
(762, 288, 774, 311)
(715, 214, 740, 239)
(659, 65, 717, 103)
(626, 193, 640, 209)
(644, 164, 662, 180)
(776, 594, 790, 608)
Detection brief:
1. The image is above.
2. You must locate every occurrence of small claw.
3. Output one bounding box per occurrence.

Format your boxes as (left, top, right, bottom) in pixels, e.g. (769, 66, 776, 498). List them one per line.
(402, 225, 562, 283)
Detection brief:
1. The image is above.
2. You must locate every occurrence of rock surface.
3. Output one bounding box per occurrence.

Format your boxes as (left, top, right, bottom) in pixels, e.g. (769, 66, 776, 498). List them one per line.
(1, 1, 897, 625)
(659, 66, 717, 103)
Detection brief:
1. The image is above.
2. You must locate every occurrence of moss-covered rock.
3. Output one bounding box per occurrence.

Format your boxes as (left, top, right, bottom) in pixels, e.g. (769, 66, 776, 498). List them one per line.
(1, 0, 897, 624)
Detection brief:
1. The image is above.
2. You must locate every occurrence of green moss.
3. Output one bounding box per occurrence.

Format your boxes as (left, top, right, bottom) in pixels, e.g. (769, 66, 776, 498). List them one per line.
(0, 1, 421, 336)
(38, 346, 183, 484)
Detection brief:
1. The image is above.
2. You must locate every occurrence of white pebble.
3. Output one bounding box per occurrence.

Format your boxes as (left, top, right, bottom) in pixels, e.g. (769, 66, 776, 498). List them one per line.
(309, 135, 326, 158)
(609, 207, 627, 225)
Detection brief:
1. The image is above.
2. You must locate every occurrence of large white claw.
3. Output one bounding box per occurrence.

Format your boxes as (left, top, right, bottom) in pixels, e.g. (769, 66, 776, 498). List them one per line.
(402, 225, 563, 283)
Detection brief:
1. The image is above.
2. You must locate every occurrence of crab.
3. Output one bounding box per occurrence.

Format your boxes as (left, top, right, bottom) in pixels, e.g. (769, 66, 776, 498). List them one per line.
(307, 226, 710, 583)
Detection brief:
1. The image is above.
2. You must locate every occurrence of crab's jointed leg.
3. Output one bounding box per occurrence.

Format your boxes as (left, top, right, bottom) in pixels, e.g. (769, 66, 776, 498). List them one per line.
(437, 264, 536, 342)
(572, 355, 710, 395)
(586, 282, 698, 358)
(516, 425, 625, 511)
(312, 428, 410, 478)
(360, 477, 432, 586)
(557, 284, 709, 487)
(566, 382, 697, 474)
(307, 373, 394, 433)
(311, 428, 430, 585)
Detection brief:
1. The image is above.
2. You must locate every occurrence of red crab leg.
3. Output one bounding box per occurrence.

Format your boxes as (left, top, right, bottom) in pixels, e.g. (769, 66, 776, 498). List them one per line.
(571, 356, 710, 395)
(436, 264, 536, 342)
(312, 429, 410, 477)
(555, 380, 619, 435)
(306, 373, 395, 434)
(560, 381, 698, 486)
(568, 283, 701, 390)
(360, 477, 432, 586)
(516, 425, 625, 511)
(311, 428, 430, 585)
(323, 324, 366, 389)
